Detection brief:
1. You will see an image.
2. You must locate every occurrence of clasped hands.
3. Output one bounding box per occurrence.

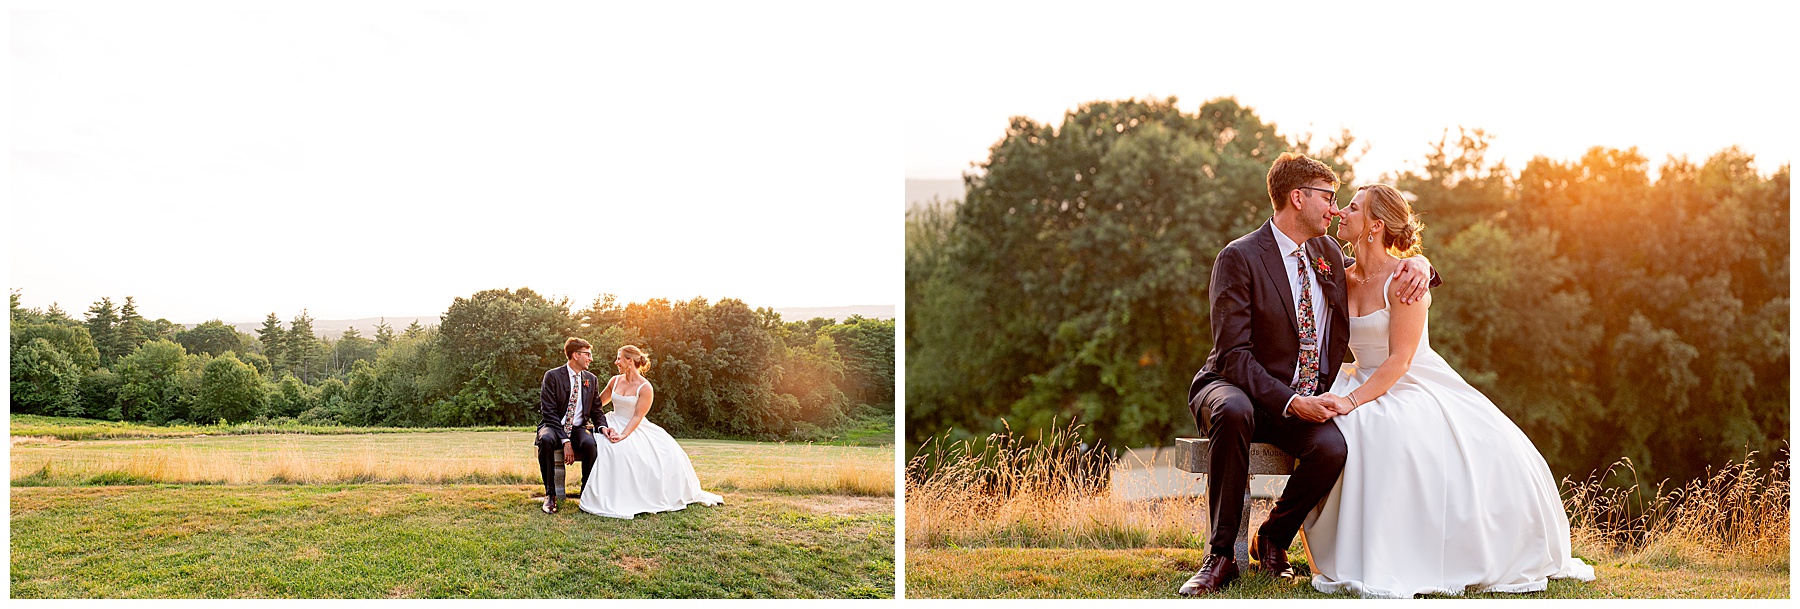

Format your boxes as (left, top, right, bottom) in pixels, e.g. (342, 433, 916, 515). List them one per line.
(1290, 393, 1357, 422)
(563, 428, 627, 463)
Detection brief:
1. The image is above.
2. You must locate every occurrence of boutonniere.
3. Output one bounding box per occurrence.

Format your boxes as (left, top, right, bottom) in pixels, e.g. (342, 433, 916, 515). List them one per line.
(1315, 257, 1332, 279)
(582, 379, 590, 388)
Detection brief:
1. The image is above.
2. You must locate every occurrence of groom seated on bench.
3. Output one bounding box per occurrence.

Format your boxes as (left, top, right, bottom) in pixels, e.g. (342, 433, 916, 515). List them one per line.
(535, 337, 611, 514)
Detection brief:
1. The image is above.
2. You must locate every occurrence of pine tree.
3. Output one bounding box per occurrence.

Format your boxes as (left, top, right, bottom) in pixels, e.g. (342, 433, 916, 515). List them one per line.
(403, 320, 424, 339)
(287, 310, 321, 384)
(116, 296, 148, 356)
(86, 297, 122, 364)
(256, 313, 287, 377)
(374, 318, 395, 348)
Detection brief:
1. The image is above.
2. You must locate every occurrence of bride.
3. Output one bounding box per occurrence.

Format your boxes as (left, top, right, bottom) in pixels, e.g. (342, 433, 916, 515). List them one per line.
(578, 345, 724, 519)
(1304, 184, 1595, 597)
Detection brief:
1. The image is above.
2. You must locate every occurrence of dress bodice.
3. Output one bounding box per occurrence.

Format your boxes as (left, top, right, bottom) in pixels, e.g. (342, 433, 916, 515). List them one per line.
(611, 377, 648, 420)
(1343, 275, 1432, 375)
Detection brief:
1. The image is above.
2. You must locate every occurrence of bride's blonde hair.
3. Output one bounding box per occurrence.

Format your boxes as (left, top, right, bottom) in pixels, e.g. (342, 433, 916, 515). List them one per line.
(618, 345, 650, 373)
(1356, 184, 1424, 258)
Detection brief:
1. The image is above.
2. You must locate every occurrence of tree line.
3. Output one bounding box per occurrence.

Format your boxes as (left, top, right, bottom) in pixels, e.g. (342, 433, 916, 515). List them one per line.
(905, 96, 1787, 485)
(11, 288, 895, 441)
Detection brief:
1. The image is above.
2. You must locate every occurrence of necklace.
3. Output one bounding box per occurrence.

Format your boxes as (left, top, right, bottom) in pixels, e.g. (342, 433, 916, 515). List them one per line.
(1355, 258, 1395, 284)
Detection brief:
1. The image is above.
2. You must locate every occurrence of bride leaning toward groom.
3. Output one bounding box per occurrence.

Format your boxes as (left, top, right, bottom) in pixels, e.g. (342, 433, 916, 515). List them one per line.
(1182, 153, 1593, 598)
(577, 345, 724, 519)
(1301, 184, 1594, 597)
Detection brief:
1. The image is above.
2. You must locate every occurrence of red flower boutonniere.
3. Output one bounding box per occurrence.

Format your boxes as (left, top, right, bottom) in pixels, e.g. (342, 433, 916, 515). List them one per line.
(1315, 257, 1332, 279)
(582, 379, 590, 388)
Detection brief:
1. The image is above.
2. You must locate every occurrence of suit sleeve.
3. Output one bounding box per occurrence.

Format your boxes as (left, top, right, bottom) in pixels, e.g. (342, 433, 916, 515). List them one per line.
(1210, 245, 1298, 417)
(539, 369, 560, 430)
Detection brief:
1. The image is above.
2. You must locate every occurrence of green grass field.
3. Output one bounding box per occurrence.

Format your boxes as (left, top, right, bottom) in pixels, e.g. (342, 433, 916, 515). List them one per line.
(11, 417, 896, 598)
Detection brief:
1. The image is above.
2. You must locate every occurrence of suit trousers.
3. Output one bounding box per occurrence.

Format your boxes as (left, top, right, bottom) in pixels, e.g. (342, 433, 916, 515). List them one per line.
(536, 425, 598, 499)
(1191, 380, 1347, 557)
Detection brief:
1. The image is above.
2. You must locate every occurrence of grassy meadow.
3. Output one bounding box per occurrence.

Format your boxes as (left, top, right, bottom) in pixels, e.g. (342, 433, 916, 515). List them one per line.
(905, 429, 1789, 599)
(11, 416, 896, 598)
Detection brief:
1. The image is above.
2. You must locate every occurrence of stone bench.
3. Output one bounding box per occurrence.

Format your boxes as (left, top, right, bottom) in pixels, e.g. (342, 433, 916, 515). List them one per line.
(536, 456, 581, 502)
(1175, 438, 1297, 572)
(551, 458, 567, 501)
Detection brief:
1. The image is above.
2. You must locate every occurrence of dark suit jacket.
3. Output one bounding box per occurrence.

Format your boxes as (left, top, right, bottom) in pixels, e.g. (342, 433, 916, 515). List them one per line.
(539, 364, 606, 440)
(1191, 221, 1352, 418)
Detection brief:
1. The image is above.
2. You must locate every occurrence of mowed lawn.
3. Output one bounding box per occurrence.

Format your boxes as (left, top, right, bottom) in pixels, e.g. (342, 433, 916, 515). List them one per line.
(905, 547, 1788, 599)
(11, 429, 895, 598)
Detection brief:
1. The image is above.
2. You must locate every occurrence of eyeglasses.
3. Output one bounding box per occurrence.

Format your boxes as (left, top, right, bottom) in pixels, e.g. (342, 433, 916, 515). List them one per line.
(1298, 186, 1337, 204)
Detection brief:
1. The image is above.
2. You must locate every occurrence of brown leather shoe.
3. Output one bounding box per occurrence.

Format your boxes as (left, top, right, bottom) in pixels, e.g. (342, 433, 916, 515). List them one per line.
(1177, 553, 1239, 596)
(1250, 535, 1295, 580)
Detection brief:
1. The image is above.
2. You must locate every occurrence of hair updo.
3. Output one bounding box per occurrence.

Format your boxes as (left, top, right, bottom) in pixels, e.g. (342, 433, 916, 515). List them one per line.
(1356, 184, 1424, 257)
(618, 345, 650, 373)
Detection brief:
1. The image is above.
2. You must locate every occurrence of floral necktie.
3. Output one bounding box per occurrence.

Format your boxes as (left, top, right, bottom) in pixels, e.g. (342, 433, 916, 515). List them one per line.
(1293, 249, 1320, 397)
(563, 372, 579, 434)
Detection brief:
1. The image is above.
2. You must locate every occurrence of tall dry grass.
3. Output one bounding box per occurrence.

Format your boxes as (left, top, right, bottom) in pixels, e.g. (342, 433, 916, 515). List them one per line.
(908, 427, 1791, 570)
(14, 444, 535, 486)
(1565, 449, 1789, 568)
(12, 435, 894, 496)
(906, 423, 1208, 549)
(713, 451, 894, 497)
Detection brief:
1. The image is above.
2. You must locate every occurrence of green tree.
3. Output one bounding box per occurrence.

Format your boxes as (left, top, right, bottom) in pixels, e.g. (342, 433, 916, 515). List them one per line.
(116, 296, 148, 356)
(775, 333, 850, 434)
(12, 320, 101, 371)
(11, 338, 84, 416)
(266, 374, 316, 419)
(178, 319, 247, 357)
(374, 318, 395, 348)
(86, 297, 123, 364)
(287, 310, 324, 383)
(256, 313, 288, 376)
(435, 288, 576, 426)
(78, 368, 124, 420)
(615, 297, 788, 437)
(822, 315, 896, 412)
(197, 353, 264, 423)
(116, 340, 195, 423)
(333, 326, 377, 376)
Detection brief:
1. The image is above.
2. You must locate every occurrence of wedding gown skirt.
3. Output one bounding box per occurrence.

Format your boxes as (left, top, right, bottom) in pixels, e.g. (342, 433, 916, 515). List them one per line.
(1304, 299, 1594, 597)
(578, 388, 723, 519)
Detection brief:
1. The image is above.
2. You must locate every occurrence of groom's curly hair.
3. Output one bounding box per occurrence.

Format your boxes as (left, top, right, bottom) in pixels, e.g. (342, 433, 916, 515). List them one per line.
(1266, 152, 1340, 212)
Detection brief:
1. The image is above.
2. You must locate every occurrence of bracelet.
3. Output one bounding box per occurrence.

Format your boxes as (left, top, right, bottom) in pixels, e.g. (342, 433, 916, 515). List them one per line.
(1348, 392, 1361, 408)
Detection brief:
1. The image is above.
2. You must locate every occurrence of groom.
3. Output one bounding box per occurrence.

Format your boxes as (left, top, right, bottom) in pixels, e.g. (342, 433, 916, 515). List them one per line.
(535, 337, 612, 514)
(1179, 153, 1435, 595)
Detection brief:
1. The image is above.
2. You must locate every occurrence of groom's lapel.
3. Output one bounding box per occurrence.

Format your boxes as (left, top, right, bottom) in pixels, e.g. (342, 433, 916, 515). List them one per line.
(1305, 238, 1345, 311)
(1255, 222, 1298, 334)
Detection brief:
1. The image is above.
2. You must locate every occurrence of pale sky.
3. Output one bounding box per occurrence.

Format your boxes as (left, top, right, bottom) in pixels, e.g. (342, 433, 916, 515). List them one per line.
(10, 5, 901, 324)
(906, 1, 1794, 184)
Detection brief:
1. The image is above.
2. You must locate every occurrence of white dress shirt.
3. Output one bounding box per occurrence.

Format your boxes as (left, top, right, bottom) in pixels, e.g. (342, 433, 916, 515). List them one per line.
(1271, 224, 1328, 416)
(566, 367, 586, 428)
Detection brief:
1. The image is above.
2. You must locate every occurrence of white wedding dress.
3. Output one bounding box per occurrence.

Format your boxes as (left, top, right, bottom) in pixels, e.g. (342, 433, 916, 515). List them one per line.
(1303, 277, 1594, 597)
(578, 378, 723, 519)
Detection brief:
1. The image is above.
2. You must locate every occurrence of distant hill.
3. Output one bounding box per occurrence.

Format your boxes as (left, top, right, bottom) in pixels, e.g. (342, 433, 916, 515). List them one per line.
(906, 178, 964, 207)
(197, 306, 893, 341)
